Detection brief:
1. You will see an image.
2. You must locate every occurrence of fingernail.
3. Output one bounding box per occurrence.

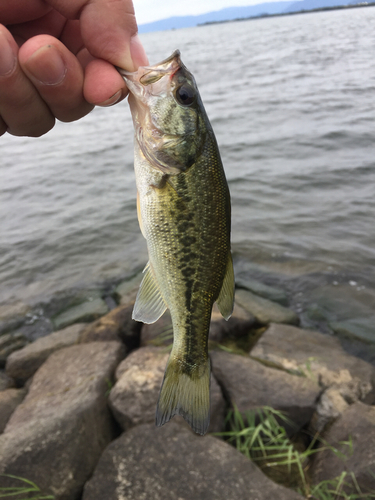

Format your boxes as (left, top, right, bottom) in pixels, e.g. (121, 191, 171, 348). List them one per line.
(25, 45, 66, 85)
(98, 89, 123, 107)
(130, 34, 149, 70)
(0, 31, 16, 76)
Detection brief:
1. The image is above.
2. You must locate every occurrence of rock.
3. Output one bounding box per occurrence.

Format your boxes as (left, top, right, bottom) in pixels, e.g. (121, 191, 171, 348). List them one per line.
(0, 342, 125, 500)
(330, 317, 375, 344)
(211, 350, 320, 431)
(235, 289, 299, 326)
(0, 371, 15, 391)
(340, 335, 375, 366)
(0, 302, 29, 335)
(5, 323, 86, 384)
(236, 277, 288, 305)
(80, 303, 141, 350)
(209, 303, 256, 343)
(82, 423, 303, 500)
(303, 283, 375, 325)
(0, 332, 28, 368)
(251, 323, 375, 402)
(0, 388, 26, 433)
(0, 302, 30, 321)
(109, 346, 226, 433)
(310, 386, 350, 433)
(311, 402, 375, 494)
(114, 272, 143, 305)
(52, 297, 109, 330)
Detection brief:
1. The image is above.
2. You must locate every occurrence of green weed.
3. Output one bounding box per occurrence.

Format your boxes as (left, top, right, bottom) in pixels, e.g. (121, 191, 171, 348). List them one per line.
(0, 474, 54, 499)
(215, 406, 374, 499)
(104, 378, 113, 397)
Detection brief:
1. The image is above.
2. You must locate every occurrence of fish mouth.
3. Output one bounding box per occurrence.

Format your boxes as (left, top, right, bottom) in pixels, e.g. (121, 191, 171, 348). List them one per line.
(117, 49, 182, 96)
(117, 50, 186, 148)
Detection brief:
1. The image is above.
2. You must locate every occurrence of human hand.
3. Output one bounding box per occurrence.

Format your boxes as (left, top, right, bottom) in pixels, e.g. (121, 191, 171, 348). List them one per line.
(0, 0, 148, 137)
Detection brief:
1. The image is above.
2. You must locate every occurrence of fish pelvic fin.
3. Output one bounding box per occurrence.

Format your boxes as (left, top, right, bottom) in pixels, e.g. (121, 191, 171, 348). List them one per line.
(156, 354, 211, 436)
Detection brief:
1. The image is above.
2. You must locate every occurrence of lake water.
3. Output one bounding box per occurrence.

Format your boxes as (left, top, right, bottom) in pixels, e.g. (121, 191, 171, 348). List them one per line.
(1, 7, 375, 351)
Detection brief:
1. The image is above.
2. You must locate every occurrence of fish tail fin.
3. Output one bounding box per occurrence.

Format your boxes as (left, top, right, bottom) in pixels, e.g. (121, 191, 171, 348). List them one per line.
(156, 353, 211, 435)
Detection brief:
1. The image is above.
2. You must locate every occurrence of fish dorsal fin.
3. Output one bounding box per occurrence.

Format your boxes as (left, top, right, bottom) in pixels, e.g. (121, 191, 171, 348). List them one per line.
(216, 252, 235, 321)
(137, 190, 146, 238)
(132, 262, 167, 324)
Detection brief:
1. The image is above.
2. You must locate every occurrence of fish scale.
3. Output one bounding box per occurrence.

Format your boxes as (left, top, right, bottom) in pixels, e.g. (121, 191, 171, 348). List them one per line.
(118, 50, 234, 435)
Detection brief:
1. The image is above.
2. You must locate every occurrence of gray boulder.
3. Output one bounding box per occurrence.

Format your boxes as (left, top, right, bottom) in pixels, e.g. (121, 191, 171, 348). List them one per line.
(330, 317, 375, 344)
(209, 302, 256, 343)
(109, 346, 226, 433)
(5, 323, 86, 384)
(0, 342, 125, 500)
(211, 350, 320, 430)
(311, 402, 375, 494)
(0, 301, 29, 335)
(236, 277, 288, 305)
(251, 323, 375, 429)
(79, 302, 141, 349)
(0, 388, 26, 433)
(82, 423, 303, 500)
(52, 298, 109, 330)
(251, 324, 375, 396)
(0, 371, 15, 391)
(0, 332, 28, 368)
(235, 289, 299, 326)
(311, 386, 351, 433)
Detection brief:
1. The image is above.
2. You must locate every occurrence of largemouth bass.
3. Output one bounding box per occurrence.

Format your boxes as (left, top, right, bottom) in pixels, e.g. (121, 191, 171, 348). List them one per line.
(118, 50, 234, 435)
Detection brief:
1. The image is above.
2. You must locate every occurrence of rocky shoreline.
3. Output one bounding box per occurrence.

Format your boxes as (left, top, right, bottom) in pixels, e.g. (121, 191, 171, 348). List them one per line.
(0, 274, 375, 499)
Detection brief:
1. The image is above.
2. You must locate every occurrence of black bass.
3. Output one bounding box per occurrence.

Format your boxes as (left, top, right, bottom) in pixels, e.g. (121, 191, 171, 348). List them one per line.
(118, 50, 234, 435)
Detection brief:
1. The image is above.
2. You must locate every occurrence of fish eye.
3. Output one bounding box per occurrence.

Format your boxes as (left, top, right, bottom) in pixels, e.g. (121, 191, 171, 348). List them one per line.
(175, 84, 196, 106)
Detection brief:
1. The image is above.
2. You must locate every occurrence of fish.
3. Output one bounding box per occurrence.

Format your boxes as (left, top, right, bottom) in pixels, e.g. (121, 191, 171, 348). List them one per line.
(118, 50, 234, 435)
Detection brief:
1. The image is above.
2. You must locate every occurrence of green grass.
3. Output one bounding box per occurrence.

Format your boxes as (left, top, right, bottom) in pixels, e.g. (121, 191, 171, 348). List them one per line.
(215, 406, 375, 499)
(0, 474, 54, 499)
(309, 472, 374, 500)
(104, 377, 114, 397)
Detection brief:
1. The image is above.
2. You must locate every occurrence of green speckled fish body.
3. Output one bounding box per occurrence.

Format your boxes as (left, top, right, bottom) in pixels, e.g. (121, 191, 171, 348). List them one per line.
(119, 51, 234, 435)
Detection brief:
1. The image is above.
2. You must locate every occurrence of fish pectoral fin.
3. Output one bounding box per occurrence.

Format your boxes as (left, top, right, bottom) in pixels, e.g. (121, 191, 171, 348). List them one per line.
(216, 252, 235, 321)
(132, 262, 167, 324)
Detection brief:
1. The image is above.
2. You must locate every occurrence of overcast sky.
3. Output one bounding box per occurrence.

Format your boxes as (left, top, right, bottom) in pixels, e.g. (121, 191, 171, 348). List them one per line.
(134, 0, 262, 25)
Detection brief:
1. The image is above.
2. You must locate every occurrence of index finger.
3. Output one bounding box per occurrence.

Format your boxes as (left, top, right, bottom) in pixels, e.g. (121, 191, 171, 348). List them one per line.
(44, 0, 148, 71)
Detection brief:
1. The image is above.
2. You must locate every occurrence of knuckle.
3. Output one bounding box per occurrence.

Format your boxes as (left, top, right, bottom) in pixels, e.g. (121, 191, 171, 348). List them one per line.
(56, 101, 94, 123)
(8, 114, 55, 137)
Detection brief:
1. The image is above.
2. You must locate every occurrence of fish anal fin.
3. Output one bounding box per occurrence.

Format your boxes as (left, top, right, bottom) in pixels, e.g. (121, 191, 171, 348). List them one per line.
(156, 354, 211, 436)
(132, 263, 167, 324)
(216, 252, 235, 321)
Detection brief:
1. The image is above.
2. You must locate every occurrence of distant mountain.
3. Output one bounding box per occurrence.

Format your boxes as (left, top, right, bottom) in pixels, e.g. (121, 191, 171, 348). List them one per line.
(138, 2, 294, 33)
(138, 0, 373, 34)
(284, 0, 364, 12)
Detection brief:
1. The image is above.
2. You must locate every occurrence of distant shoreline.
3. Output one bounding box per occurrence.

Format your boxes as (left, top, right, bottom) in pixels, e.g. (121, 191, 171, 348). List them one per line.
(198, 1, 375, 26)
